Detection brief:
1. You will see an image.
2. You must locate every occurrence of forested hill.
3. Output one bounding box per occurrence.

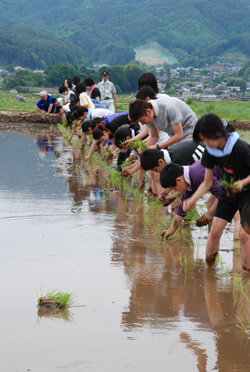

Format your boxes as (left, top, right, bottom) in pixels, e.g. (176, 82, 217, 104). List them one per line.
(0, 0, 249, 69)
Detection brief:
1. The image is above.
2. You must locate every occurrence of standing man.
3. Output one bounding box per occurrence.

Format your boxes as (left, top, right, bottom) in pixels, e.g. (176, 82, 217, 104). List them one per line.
(97, 71, 118, 113)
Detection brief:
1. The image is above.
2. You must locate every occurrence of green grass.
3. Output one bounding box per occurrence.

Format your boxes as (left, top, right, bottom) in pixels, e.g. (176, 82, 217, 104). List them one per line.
(0, 91, 250, 121)
(189, 101, 250, 121)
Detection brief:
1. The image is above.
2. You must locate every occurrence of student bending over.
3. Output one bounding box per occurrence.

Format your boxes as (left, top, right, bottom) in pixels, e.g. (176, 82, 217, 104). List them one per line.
(183, 113, 250, 271)
(160, 162, 223, 239)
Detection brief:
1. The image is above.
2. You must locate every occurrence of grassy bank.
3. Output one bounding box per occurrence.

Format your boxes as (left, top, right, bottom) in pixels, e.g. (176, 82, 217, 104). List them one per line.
(0, 91, 249, 121)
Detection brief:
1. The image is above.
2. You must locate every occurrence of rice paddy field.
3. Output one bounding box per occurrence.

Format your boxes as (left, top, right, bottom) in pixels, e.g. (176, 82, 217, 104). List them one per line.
(0, 122, 249, 372)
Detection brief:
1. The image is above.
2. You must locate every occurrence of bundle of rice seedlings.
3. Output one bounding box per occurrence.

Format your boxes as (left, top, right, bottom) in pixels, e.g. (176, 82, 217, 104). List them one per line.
(38, 290, 76, 309)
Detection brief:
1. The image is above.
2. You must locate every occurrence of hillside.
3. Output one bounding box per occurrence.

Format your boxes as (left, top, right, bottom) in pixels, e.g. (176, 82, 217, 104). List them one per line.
(0, 0, 249, 68)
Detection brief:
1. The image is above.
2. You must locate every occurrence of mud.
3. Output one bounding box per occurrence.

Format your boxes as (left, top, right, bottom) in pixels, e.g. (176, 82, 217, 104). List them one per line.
(0, 127, 249, 372)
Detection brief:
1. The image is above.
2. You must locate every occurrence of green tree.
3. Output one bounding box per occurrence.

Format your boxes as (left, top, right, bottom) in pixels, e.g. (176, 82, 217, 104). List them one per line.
(45, 64, 79, 86)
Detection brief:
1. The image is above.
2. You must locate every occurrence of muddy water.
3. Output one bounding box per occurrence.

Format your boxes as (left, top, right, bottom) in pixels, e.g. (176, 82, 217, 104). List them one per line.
(0, 129, 249, 372)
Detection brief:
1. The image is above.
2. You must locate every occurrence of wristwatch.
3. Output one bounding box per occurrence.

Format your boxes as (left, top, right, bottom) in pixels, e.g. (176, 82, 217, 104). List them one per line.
(156, 144, 161, 150)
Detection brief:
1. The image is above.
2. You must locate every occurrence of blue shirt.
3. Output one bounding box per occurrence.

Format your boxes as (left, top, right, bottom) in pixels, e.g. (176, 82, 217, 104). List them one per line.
(103, 112, 128, 124)
(36, 95, 55, 112)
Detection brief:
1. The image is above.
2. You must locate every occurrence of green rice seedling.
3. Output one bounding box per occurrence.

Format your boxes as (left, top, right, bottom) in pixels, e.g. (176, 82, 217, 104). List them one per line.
(177, 251, 184, 267)
(223, 266, 231, 284)
(219, 177, 241, 197)
(153, 224, 163, 235)
(184, 208, 200, 223)
(72, 137, 82, 150)
(129, 139, 148, 153)
(103, 147, 113, 161)
(110, 169, 122, 189)
(233, 273, 250, 305)
(236, 316, 250, 333)
(183, 255, 188, 272)
(38, 290, 76, 309)
(215, 253, 220, 267)
(121, 160, 133, 169)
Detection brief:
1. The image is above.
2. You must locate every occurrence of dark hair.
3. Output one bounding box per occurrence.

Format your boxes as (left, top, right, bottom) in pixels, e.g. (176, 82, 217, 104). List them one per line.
(129, 99, 152, 121)
(136, 86, 157, 100)
(92, 123, 107, 140)
(138, 72, 159, 94)
(84, 77, 95, 87)
(114, 123, 140, 148)
(194, 113, 235, 141)
(51, 98, 57, 104)
(69, 95, 79, 112)
(65, 78, 72, 89)
(241, 201, 250, 231)
(90, 117, 104, 130)
(66, 111, 74, 126)
(73, 106, 88, 119)
(72, 76, 80, 85)
(160, 163, 184, 188)
(140, 149, 164, 171)
(59, 85, 68, 94)
(82, 121, 92, 133)
(76, 82, 87, 94)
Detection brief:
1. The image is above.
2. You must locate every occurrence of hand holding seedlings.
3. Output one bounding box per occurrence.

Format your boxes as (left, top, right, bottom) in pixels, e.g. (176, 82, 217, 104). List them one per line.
(196, 213, 212, 227)
(226, 181, 243, 196)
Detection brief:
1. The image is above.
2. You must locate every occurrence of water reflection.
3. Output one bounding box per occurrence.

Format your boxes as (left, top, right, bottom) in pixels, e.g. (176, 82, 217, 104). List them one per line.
(37, 306, 74, 322)
(0, 128, 249, 372)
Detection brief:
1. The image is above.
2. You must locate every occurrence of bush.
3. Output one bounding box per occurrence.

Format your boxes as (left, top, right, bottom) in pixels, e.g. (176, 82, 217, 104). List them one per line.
(186, 97, 193, 105)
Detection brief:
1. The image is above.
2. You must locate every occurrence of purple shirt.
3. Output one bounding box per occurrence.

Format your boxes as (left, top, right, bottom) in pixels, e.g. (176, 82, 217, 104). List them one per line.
(176, 160, 223, 216)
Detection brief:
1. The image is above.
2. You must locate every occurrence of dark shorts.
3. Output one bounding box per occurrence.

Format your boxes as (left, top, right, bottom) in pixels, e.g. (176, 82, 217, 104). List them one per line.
(214, 188, 250, 222)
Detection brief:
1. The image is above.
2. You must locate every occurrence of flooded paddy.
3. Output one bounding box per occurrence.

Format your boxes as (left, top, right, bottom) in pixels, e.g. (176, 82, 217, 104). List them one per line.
(0, 127, 249, 372)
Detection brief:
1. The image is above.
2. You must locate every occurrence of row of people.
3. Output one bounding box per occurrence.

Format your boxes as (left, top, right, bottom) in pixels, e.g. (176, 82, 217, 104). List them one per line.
(37, 71, 250, 272)
(35, 71, 118, 122)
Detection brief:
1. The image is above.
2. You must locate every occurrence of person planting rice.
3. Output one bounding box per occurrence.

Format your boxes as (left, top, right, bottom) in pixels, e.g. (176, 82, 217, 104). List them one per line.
(139, 140, 205, 200)
(129, 94, 197, 149)
(83, 115, 132, 162)
(159, 161, 223, 239)
(114, 122, 146, 174)
(183, 114, 250, 271)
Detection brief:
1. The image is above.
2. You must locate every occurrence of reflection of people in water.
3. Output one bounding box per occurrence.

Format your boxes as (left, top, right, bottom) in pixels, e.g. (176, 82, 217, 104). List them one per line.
(35, 132, 55, 158)
(203, 269, 250, 370)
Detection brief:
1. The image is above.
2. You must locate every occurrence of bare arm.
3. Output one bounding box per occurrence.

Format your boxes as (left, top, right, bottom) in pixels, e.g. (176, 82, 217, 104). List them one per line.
(231, 174, 250, 194)
(151, 121, 183, 149)
(35, 105, 45, 114)
(113, 93, 118, 108)
(85, 140, 98, 161)
(161, 214, 183, 239)
(45, 103, 54, 115)
(144, 125, 159, 146)
(122, 158, 141, 176)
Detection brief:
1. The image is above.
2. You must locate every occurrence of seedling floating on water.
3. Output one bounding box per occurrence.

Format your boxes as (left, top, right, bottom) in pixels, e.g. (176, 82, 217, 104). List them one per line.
(38, 290, 76, 309)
